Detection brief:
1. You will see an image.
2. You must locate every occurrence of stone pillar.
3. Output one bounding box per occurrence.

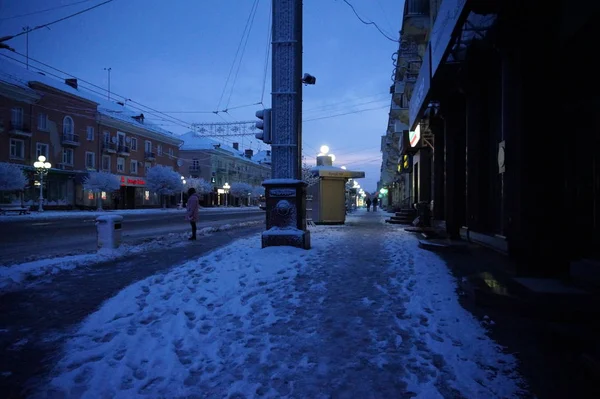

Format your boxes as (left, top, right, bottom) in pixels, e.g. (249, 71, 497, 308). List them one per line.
(442, 93, 466, 239)
(262, 0, 310, 249)
(418, 147, 432, 202)
(465, 83, 486, 232)
(431, 116, 445, 220)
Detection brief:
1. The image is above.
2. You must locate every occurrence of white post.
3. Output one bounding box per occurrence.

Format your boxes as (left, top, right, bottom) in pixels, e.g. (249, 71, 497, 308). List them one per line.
(38, 173, 44, 212)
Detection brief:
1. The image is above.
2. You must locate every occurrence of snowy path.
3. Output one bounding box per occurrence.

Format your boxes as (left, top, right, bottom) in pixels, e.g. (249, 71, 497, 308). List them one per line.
(35, 212, 524, 399)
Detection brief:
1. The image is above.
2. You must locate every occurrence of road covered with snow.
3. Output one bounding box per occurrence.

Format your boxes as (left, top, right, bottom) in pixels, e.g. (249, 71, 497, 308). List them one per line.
(33, 212, 525, 399)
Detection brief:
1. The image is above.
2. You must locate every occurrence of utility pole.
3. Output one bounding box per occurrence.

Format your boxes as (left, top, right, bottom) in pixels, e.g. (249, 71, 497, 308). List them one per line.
(260, 0, 310, 249)
(104, 67, 111, 100)
(22, 26, 30, 69)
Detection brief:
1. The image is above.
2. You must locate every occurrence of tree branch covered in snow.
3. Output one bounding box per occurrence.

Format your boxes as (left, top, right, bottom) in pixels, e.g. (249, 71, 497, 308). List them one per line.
(229, 182, 252, 198)
(187, 178, 213, 194)
(302, 163, 319, 187)
(0, 162, 28, 192)
(83, 171, 121, 193)
(250, 185, 264, 199)
(146, 165, 182, 196)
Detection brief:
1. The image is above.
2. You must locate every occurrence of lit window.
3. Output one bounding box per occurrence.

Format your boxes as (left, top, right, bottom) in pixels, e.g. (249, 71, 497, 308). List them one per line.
(101, 191, 107, 200)
(144, 191, 150, 200)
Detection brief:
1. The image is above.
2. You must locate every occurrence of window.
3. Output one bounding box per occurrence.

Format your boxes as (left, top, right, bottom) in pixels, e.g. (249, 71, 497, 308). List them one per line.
(168, 148, 173, 157)
(85, 152, 95, 169)
(87, 126, 94, 141)
(144, 162, 152, 173)
(11, 107, 23, 128)
(102, 155, 111, 171)
(145, 141, 152, 153)
(117, 157, 125, 172)
(117, 131, 125, 146)
(192, 158, 199, 167)
(157, 144, 162, 156)
(10, 139, 24, 159)
(36, 143, 49, 159)
(62, 148, 74, 165)
(103, 131, 110, 144)
(130, 159, 138, 174)
(38, 113, 48, 130)
(63, 116, 74, 135)
(130, 137, 138, 151)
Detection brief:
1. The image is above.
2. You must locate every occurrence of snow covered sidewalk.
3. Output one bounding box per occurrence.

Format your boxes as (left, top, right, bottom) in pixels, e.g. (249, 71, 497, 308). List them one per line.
(35, 211, 525, 398)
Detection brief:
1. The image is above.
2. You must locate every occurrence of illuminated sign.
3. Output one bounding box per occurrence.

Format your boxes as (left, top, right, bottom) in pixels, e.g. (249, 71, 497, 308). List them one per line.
(317, 170, 365, 178)
(409, 124, 421, 147)
(119, 175, 146, 186)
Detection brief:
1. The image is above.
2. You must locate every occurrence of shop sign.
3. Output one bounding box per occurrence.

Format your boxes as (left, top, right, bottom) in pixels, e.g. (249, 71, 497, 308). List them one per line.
(318, 170, 365, 179)
(119, 175, 146, 186)
(409, 44, 431, 131)
(409, 124, 421, 148)
(430, 0, 468, 77)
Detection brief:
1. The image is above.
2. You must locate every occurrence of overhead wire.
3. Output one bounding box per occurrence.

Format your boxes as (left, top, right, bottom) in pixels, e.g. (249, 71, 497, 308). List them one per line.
(215, 0, 260, 113)
(224, 0, 260, 111)
(1, 0, 115, 40)
(0, 0, 95, 21)
(260, 0, 272, 106)
(339, 0, 399, 43)
(0, 52, 196, 131)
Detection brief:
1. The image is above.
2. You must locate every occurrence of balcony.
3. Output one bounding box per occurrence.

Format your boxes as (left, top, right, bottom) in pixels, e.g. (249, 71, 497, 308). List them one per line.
(117, 145, 130, 156)
(103, 142, 117, 153)
(61, 133, 80, 147)
(9, 123, 32, 138)
(189, 165, 200, 173)
(144, 151, 156, 161)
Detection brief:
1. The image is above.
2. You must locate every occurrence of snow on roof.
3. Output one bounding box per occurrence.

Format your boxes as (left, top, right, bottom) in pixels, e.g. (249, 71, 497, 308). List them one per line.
(252, 150, 271, 164)
(179, 131, 270, 166)
(0, 58, 177, 139)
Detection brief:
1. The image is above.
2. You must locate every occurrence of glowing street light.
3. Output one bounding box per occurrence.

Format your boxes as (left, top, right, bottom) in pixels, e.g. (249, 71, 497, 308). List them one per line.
(319, 145, 329, 154)
(33, 155, 51, 212)
(223, 182, 230, 207)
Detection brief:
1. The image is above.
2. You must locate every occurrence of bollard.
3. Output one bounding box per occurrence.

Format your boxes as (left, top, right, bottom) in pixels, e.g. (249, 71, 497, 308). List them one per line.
(95, 214, 123, 250)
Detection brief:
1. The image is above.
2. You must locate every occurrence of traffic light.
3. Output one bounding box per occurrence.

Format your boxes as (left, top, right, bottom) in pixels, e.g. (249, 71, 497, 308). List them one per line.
(255, 108, 272, 144)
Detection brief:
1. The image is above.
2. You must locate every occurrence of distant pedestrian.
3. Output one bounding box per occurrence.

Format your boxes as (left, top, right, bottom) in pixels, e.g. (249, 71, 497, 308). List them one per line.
(372, 196, 379, 212)
(186, 188, 200, 240)
(365, 197, 372, 212)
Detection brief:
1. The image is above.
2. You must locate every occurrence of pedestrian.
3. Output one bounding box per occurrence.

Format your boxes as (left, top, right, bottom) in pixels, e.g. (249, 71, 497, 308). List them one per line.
(186, 187, 200, 240)
(372, 196, 379, 212)
(365, 197, 372, 212)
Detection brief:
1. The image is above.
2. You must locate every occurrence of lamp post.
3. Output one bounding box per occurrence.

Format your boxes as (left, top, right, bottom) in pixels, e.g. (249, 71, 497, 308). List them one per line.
(33, 155, 51, 212)
(179, 176, 186, 209)
(223, 182, 230, 207)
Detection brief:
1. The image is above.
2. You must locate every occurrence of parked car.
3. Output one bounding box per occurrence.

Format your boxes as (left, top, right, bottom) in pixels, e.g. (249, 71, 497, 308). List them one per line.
(259, 195, 266, 210)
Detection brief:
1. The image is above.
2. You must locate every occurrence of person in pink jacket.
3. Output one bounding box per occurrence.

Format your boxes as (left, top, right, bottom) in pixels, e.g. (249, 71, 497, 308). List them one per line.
(186, 187, 200, 240)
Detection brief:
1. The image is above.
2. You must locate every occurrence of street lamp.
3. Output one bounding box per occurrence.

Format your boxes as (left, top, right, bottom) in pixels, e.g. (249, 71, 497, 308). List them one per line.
(33, 155, 51, 212)
(223, 182, 230, 207)
(179, 176, 186, 209)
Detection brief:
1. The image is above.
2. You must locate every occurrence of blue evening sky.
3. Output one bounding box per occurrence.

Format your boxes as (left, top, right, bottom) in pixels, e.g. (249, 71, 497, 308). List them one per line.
(0, 0, 403, 192)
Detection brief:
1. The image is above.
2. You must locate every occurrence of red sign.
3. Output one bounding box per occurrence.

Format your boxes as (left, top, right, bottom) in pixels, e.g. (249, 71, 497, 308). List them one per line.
(119, 175, 146, 186)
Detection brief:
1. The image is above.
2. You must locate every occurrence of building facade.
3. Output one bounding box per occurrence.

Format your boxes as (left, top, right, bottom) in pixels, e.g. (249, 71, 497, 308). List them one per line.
(379, 0, 431, 211)
(394, 0, 600, 275)
(0, 58, 183, 209)
(179, 132, 271, 206)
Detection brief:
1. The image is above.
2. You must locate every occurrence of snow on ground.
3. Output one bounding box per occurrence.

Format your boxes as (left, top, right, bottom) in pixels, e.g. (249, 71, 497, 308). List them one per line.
(0, 206, 261, 222)
(0, 220, 262, 294)
(35, 213, 525, 399)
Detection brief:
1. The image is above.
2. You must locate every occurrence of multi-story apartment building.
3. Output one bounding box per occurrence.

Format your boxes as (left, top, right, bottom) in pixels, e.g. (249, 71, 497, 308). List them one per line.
(178, 131, 271, 205)
(379, 0, 431, 211)
(0, 58, 182, 209)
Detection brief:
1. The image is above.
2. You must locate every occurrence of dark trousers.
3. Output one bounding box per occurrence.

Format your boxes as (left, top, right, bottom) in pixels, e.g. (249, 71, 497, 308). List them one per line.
(190, 221, 197, 238)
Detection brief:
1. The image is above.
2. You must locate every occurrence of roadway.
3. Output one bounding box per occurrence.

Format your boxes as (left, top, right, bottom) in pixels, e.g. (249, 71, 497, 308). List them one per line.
(0, 209, 265, 265)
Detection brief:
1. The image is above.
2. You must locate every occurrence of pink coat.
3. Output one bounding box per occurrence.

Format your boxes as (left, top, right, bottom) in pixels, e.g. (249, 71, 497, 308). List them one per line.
(186, 194, 199, 222)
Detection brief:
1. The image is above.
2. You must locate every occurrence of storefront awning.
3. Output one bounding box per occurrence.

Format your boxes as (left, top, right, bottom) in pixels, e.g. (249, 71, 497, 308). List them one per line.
(409, 0, 471, 130)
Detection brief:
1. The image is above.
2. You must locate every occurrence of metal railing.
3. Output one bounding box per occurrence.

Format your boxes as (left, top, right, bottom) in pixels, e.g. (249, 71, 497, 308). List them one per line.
(62, 133, 80, 143)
